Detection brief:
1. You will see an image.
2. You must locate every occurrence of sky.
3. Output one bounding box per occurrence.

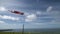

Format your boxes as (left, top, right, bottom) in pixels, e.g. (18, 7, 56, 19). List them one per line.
(0, 0, 60, 29)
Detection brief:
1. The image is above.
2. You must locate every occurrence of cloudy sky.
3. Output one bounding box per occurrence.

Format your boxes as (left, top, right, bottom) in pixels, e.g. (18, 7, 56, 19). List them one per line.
(0, 0, 60, 29)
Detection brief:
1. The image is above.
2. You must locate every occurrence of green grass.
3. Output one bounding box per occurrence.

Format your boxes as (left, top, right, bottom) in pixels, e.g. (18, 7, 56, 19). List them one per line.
(0, 32, 60, 34)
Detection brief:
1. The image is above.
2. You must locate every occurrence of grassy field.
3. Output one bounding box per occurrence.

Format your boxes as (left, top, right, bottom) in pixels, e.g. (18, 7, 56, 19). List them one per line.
(0, 32, 60, 34)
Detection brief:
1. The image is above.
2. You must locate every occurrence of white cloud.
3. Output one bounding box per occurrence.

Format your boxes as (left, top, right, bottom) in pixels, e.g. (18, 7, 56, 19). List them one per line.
(0, 7, 7, 11)
(51, 19, 60, 24)
(0, 21, 5, 24)
(36, 11, 42, 15)
(0, 20, 22, 29)
(0, 15, 19, 21)
(47, 6, 53, 12)
(24, 12, 30, 16)
(25, 14, 37, 22)
(0, 22, 22, 29)
(29, 22, 44, 25)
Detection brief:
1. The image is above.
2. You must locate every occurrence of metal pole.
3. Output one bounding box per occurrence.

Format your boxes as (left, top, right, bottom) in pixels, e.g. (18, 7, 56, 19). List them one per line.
(22, 24, 24, 34)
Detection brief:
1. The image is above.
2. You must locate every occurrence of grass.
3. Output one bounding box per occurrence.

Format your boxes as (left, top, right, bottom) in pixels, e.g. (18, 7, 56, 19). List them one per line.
(0, 32, 60, 34)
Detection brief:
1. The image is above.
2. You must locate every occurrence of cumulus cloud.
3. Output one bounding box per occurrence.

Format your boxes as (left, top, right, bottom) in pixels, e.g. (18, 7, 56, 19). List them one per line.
(0, 20, 22, 29)
(36, 11, 42, 15)
(47, 6, 53, 12)
(0, 15, 19, 21)
(0, 7, 7, 11)
(25, 14, 37, 22)
(29, 22, 45, 25)
(0, 22, 22, 29)
(24, 12, 30, 16)
(51, 18, 60, 24)
(0, 21, 5, 24)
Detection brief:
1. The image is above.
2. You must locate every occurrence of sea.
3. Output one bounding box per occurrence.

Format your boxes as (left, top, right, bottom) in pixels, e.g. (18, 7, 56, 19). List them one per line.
(3, 28, 60, 32)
